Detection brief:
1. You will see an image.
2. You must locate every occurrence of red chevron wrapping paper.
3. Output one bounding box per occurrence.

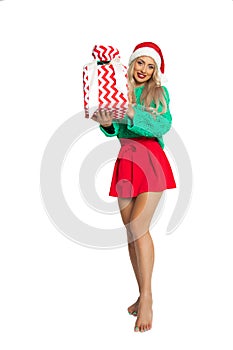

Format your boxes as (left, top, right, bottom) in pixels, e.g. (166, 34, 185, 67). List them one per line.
(83, 45, 128, 119)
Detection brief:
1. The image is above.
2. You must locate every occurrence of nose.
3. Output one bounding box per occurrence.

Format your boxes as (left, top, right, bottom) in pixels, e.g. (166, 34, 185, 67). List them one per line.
(141, 65, 146, 73)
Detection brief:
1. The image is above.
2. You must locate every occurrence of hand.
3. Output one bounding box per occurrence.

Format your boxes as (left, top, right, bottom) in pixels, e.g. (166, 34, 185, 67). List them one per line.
(91, 109, 113, 127)
(126, 103, 135, 119)
(126, 89, 136, 119)
(145, 106, 157, 117)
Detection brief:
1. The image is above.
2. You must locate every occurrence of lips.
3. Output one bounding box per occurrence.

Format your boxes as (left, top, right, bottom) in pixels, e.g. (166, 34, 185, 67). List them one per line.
(137, 72, 146, 79)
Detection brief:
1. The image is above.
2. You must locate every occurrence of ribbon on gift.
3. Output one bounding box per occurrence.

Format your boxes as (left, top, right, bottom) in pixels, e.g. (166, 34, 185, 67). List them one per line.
(109, 57, 128, 96)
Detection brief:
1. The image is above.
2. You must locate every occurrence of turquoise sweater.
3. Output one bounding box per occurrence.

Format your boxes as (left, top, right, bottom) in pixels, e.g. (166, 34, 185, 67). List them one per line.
(99, 85, 172, 149)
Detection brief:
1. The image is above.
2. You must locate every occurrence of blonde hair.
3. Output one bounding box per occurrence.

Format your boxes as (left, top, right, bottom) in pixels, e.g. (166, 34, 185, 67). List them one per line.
(127, 58, 168, 114)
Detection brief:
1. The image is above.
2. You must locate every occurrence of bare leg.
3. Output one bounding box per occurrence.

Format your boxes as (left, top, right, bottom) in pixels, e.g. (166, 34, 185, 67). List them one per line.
(127, 242, 141, 315)
(118, 197, 141, 315)
(129, 192, 163, 332)
(134, 231, 154, 331)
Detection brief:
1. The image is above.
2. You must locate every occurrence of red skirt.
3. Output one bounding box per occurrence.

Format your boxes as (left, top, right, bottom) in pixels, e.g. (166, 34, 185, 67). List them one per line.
(109, 137, 176, 198)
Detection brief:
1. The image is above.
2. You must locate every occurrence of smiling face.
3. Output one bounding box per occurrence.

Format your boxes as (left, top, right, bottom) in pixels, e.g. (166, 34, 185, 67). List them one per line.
(133, 56, 156, 86)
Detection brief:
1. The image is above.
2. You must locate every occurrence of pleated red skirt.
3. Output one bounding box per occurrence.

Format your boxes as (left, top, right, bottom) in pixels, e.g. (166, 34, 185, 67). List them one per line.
(109, 137, 176, 198)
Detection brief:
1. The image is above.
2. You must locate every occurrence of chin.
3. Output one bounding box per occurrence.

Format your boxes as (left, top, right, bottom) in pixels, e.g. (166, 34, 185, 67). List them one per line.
(135, 78, 145, 84)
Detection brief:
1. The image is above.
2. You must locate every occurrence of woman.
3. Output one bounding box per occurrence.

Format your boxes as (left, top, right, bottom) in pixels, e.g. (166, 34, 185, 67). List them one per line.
(94, 42, 176, 332)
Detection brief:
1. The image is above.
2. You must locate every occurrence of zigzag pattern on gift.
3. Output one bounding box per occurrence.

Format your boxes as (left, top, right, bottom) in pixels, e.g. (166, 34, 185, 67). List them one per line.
(83, 67, 89, 109)
(92, 45, 120, 61)
(98, 65, 127, 108)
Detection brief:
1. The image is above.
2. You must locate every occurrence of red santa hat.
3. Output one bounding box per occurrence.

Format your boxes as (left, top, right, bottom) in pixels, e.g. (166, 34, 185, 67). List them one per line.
(129, 42, 165, 74)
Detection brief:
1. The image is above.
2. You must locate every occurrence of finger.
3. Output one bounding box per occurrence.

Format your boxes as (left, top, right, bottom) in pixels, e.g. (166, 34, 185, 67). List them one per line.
(101, 109, 114, 123)
(128, 89, 136, 104)
(93, 108, 114, 123)
(99, 108, 109, 119)
(145, 107, 157, 115)
(109, 111, 114, 119)
(105, 109, 111, 119)
(106, 110, 115, 122)
(91, 114, 97, 121)
(95, 109, 102, 117)
(96, 109, 108, 123)
(127, 91, 133, 104)
(97, 109, 104, 118)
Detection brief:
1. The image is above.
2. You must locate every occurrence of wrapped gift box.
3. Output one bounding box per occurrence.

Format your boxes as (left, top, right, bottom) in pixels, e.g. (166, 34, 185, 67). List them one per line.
(83, 45, 128, 119)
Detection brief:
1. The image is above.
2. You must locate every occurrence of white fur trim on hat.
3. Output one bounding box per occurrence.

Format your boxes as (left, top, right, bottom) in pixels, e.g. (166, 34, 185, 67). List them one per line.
(129, 48, 162, 69)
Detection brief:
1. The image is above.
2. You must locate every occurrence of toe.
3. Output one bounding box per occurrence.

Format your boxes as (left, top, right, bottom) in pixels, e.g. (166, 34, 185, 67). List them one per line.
(140, 324, 146, 332)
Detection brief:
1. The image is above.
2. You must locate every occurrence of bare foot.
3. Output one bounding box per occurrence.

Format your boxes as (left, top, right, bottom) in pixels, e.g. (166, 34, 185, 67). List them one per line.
(128, 297, 140, 316)
(134, 294, 153, 332)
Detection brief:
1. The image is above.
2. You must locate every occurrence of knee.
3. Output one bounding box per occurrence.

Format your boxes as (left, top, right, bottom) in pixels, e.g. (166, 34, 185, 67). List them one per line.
(126, 227, 134, 244)
(129, 221, 149, 240)
(125, 225, 140, 244)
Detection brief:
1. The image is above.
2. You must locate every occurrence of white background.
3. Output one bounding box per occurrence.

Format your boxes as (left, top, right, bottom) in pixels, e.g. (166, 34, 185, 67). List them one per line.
(1, 0, 233, 348)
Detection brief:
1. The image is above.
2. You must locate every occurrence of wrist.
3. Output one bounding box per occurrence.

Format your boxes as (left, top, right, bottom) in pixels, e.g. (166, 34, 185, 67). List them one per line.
(101, 123, 115, 135)
(102, 123, 112, 127)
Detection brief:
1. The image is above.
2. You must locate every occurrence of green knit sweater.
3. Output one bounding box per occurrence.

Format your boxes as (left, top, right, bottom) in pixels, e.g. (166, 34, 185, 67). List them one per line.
(99, 85, 172, 149)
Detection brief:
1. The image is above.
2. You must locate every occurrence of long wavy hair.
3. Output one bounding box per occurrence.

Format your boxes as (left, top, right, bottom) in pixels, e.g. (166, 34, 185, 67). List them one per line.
(127, 58, 168, 114)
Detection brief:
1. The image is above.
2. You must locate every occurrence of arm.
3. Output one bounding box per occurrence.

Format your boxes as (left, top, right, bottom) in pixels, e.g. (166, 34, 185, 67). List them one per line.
(127, 86, 172, 138)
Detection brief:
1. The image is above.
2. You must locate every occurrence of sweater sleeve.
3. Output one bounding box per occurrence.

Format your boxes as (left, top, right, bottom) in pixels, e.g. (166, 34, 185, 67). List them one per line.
(127, 86, 172, 138)
(99, 121, 120, 137)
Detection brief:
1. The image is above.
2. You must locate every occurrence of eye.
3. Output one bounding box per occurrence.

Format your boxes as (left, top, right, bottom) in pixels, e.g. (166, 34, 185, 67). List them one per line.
(137, 60, 143, 65)
(148, 65, 154, 70)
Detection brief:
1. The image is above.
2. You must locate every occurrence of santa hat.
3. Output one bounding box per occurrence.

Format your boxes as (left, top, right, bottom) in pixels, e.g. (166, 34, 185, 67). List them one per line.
(129, 42, 165, 75)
